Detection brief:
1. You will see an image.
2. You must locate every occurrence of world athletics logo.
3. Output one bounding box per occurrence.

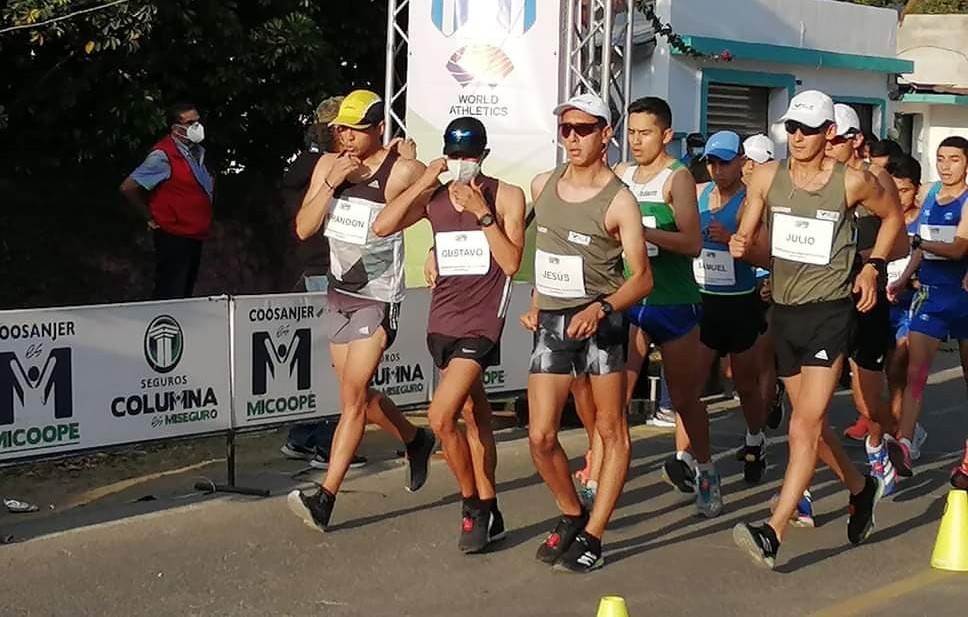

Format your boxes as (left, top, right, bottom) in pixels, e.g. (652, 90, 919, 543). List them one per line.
(431, 0, 537, 37)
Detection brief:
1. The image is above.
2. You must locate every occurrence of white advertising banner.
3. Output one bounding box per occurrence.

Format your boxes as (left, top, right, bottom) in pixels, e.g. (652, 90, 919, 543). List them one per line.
(231, 293, 341, 428)
(372, 289, 435, 406)
(0, 298, 231, 462)
(402, 0, 562, 286)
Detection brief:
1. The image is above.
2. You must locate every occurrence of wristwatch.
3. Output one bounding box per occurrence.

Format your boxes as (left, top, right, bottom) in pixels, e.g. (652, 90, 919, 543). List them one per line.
(477, 213, 495, 227)
(865, 257, 887, 280)
(911, 234, 923, 250)
(597, 298, 614, 317)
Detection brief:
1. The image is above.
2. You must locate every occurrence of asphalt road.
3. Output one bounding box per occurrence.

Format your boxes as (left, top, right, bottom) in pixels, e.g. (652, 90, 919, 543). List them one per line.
(2, 353, 966, 617)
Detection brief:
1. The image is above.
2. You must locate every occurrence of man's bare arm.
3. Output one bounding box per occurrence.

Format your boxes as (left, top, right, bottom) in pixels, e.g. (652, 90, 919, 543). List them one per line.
(603, 189, 653, 311)
(371, 158, 437, 238)
(295, 154, 340, 240)
(644, 169, 702, 257)
(487, 182, 527, 276)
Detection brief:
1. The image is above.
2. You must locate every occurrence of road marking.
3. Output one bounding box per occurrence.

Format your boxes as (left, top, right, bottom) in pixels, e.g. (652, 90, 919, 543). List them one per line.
(809, 569, 956, 617)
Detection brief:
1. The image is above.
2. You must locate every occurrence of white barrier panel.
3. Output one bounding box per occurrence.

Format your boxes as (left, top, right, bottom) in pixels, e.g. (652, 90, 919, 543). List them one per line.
(231, 292, 341, 429)
(481, 282, 532, 394)
(0, 297, 232, 462)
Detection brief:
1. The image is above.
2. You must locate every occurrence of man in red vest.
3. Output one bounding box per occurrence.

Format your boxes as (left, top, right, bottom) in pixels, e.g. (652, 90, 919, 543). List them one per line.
(121, 102, 214, 299)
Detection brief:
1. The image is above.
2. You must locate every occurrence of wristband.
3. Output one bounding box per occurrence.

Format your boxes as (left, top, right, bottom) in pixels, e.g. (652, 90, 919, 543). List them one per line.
(324, 179, 337, 191)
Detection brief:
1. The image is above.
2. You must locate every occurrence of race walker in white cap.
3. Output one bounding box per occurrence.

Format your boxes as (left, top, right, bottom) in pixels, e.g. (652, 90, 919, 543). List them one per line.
(522, 92, 652, 573)
(730, 90, 904, 569)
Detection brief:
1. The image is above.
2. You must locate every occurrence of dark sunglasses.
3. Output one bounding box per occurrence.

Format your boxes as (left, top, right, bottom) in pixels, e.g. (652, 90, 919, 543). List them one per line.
(559, 122, 603, 138)
(784, 120, 829, 137)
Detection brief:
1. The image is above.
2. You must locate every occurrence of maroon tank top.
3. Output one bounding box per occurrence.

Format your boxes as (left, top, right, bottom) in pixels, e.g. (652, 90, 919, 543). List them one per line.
(426, 175, 511, 343)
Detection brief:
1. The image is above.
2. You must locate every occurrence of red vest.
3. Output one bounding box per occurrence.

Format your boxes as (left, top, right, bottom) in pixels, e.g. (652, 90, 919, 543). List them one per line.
(148, 135, 213, 239)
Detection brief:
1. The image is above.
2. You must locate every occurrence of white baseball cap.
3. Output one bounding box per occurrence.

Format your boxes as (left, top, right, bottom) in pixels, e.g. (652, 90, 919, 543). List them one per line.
(553, 93, 612, 126)
(833, 103, 861, 137)
(743, 134, 775, 164)
(779, 90, 835, 129)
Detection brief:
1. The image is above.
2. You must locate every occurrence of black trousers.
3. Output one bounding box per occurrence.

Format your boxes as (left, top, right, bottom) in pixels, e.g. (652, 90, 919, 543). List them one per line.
(153, 229, 203, 300)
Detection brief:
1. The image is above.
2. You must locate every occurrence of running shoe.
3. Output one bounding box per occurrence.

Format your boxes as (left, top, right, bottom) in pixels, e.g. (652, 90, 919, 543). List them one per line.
(951, 466, 968, 490)
(280, 442, 315, 461)
(887, 437, 914, 478)
(847, 475, 884, 545)
(536, 509, 588, 564)
(843, 416, 869, 442)
(695, 467, 724, 518)
(866, 440, 896, 497)
(458, 499, 492, 553)
(553, 531, 604, 573)
(766, 381, 787, 430)
(769, 490, 815, 528)
(732, 523, 780, 570)
(912, 423, 928, 461)
(488, 504, 507, 544)
(648, 407, 677, 428)
(287, 487, 335, 532)
(743, 439, 767, 485)
(662, 453, 697, 494)
(405, 427, 436, 492)
(308, 449, 368, 470)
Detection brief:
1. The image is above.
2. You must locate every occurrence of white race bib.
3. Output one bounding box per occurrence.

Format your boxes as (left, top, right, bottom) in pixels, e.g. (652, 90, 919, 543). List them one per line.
(771, 213, 835, 265)
(693, 249, 736, 287)
(887, 256, 910, 285)
(435, 230, 491, 276)
(325, 197, 373, 245)
(919, 224, 957, 260)
(642, 215, 659, 257)
(534, 249, 586, 298)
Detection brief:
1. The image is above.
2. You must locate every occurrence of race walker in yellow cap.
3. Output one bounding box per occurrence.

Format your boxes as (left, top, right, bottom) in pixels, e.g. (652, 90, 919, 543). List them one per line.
(287, 89, 437, 532)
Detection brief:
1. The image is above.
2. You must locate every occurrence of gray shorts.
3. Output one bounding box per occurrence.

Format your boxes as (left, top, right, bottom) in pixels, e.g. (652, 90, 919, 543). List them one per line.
(529, 306, 628, 376)
(324, 291, 400, 348)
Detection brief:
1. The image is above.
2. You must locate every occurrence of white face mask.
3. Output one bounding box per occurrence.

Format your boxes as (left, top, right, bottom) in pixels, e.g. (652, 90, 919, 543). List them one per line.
(446, 158, 480, 183)
(185, 122, 205, 144)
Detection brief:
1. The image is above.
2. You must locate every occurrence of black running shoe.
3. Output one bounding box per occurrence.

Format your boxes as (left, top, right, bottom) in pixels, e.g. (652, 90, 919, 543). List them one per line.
(848, 475, 883, 545)
(732, 522, 780, 570)
(405, 428, 436, 492)
(489, 504, 506, 544)
(767, 381, 786, 430)
(734, 438, 747, 462)
(308, 449, 368, 470)
(458, 499, 490, 553)
(287, 488, 335, 532)
(553, 531, 604, 573)
(886, 439, 913, 478)
(536, 509, 588, 564)
(280, 442, 315, 461)
(661, 456, 696, 494)
(743, 443, 767, 485)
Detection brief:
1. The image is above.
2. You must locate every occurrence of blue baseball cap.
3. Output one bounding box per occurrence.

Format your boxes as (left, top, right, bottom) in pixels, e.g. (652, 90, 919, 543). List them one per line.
(703, 130, 741, 161)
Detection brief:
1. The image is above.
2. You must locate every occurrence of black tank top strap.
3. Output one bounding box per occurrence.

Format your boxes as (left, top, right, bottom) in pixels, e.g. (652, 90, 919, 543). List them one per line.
(335, 148, 400, 203)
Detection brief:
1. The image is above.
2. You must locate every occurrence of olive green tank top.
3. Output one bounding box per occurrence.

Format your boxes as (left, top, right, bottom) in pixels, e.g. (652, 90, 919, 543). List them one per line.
(532, 164, 625, 311)
(767, 160, 856, 306)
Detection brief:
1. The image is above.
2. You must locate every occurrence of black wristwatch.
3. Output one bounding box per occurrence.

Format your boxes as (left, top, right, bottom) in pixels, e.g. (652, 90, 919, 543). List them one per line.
(911, 234, 923, 250)
(477, 213, 495, 227)
(597, 298, 614, 317)
(865, 257, 887, 280)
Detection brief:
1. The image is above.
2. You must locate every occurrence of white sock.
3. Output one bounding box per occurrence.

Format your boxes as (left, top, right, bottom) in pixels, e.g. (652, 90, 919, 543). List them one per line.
(900, 437, 913, 450)
(746, 431, 765, 447)
(675, 450, 696, 466)
(865, 437, 882, 455)
(696, 462, 715, 473)
(586, 480, 598, 491)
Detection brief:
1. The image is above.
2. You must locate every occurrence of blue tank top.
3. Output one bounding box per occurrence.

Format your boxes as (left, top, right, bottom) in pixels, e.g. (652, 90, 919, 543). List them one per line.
(696, 183, 756, 294)
(917, 184, 967, 287)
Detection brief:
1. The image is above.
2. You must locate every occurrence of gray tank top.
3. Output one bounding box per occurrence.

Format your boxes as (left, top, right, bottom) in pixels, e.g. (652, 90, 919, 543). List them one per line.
(532, 165, 625, 311)
(767, 161, 856, 306)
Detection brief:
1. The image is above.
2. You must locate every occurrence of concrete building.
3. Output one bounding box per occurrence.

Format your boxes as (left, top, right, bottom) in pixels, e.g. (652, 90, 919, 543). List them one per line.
(897, 14, 968, 181)
(629, 0, 911, 158)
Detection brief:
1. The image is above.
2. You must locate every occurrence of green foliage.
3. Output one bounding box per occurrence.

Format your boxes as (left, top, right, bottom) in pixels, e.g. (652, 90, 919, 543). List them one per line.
(905, 0, 968, 13)
(0, 0, 388, 308)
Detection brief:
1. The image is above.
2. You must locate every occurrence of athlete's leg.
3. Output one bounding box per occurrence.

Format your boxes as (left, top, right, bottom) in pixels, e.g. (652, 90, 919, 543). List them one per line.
(462, 379, 497, 500)
(584, 371, 631, 539)
(528, 373, 582, 516)
(661, 327, 709, 463)
(731, 346, 768, 435)
(849, 360, 892, 446)
(886, 336, 909, 426)
(428, 359, 485, 499)
(898, 332, 942, 441)
(572, 375, 602, 483)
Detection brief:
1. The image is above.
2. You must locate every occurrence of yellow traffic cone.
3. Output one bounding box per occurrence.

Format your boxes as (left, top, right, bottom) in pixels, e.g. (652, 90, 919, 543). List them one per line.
(596, 596, 629, 617)
(930, 490, 968, 572)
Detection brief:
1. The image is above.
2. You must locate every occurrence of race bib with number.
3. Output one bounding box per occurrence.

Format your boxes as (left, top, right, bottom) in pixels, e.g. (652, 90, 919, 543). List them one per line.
(435, 230, 491, 276)
(642, 215, 659, 257)
(324, 197, 373, 245)
(919, 224, 957, 260)
(534, 249, 586, 298)
(887, 256, 910, 285)
(771, 213, 835, 265)
(693, 249, 736, 287)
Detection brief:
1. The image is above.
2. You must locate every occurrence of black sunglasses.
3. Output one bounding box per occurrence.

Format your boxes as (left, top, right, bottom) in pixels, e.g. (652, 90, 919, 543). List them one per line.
(559, 122, 603, 138)
(784, 120, 829, 137)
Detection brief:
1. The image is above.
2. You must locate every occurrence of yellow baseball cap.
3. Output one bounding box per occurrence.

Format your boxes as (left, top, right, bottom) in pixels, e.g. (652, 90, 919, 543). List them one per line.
(329, 90, 385, 129)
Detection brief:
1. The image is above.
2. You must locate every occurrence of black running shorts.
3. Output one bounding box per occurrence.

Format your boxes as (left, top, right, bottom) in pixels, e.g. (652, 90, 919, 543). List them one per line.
(699, 292, 768, 355)
(427, 333, 500, 370)
(849, 291, 893, 372)
(529, 305, 628, 376)
(771, 299, 855, 378)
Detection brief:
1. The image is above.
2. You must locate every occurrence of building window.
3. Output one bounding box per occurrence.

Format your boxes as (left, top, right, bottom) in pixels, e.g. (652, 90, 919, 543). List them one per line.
(706, 83, 770, 136)
(843, 102, 875, 136)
